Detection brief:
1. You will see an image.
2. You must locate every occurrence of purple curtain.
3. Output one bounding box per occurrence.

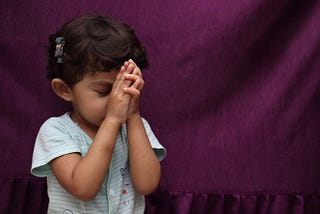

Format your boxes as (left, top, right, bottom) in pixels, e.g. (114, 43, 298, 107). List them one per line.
(1, 1, 319, 213)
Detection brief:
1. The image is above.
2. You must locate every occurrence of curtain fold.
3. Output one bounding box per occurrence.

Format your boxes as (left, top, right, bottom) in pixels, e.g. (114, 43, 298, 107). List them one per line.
(146, 191, 320, 214)
(0, 178, 48, 214)
(1, 179, 319, 214)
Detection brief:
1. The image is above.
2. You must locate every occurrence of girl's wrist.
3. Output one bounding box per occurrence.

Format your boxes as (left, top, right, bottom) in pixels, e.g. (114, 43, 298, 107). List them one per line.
(127, 112, 141, 123)
(102, 115, 123, 127)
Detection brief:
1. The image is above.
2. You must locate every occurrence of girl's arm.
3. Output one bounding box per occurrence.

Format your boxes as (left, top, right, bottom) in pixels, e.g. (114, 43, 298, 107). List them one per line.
(123, 60, 161, 195)
(50, 118, 121, 201)
(126, 115, 161, 195)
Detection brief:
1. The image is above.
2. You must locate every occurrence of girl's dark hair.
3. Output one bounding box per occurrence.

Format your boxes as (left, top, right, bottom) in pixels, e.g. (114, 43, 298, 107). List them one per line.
(47, 14, 148, 86)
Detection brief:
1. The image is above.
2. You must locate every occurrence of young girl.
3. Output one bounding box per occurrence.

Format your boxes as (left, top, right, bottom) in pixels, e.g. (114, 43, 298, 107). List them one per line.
(31, 14, 166, 214)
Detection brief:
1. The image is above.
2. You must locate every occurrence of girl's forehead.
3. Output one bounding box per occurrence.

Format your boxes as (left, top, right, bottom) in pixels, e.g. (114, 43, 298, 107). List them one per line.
(83, 70, 118, 82)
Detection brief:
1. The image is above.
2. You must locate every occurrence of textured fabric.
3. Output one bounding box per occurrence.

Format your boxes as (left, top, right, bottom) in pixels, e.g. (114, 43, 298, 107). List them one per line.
(31, 113, 166, 213)
(1, 0, 320, 213)
(146, 191, 320, 214)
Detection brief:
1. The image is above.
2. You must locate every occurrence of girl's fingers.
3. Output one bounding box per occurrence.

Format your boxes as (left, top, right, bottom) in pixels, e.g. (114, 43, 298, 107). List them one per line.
(115, 60, 142, 94)
(125, 74, 144, 90)
(132, 68, 142, 77)
(113, 65, 131, 95)
(126, 63, 134, 74)
(123, 87, 140, 97)
(128, 59, 142, 77)
(124, 73, 143, 82)
(128, 59, 136, 66)
(120, 62, 134, 88)
(119, 65, 126, 73)
(132, 78, 141, 89)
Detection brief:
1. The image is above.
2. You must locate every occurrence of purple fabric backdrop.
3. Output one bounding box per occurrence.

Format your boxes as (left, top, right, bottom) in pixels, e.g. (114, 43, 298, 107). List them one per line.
(1, 0, 320, 213)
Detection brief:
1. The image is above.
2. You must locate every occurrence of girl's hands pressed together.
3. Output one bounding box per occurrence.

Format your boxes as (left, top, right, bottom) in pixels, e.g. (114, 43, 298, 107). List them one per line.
(105, 62, 134, 124)
(105, 59, 144, 124)
(123, 60, 144, 120)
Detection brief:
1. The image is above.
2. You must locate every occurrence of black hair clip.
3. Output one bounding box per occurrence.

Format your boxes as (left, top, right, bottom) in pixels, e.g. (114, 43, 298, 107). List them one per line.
(54, 37, 65, 64)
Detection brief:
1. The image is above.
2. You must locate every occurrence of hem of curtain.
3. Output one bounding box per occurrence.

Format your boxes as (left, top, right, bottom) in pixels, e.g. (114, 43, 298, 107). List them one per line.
(0, 177, 48, 214)
(145, 190, 320, 214)
(1, 178, 319, 214)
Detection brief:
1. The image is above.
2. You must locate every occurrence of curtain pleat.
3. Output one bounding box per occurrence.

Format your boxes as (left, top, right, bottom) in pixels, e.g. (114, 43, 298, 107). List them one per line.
(0, 178, 48, 214)
(145, 191, 320, 214)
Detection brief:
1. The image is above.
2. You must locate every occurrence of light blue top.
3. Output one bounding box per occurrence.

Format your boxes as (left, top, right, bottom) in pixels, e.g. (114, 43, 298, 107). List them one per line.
(31, 113, 166, 214)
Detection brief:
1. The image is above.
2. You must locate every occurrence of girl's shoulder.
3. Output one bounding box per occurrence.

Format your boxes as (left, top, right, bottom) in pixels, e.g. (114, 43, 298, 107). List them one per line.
(39, 112, 76, 135)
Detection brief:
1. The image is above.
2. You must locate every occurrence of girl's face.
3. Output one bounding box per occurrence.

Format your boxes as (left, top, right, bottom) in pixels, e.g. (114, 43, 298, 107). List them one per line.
(69, 71, 118, 138)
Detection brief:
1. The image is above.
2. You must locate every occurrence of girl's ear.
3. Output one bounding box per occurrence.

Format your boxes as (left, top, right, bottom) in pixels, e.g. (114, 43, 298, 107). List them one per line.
(51, 78, 73, 102)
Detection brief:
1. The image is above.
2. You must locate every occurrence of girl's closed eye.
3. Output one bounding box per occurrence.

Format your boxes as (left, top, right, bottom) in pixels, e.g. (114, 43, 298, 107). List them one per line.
(96, 88, 111, 96)
(90, 81, 113, 96)
(93, 84, 113, 96)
